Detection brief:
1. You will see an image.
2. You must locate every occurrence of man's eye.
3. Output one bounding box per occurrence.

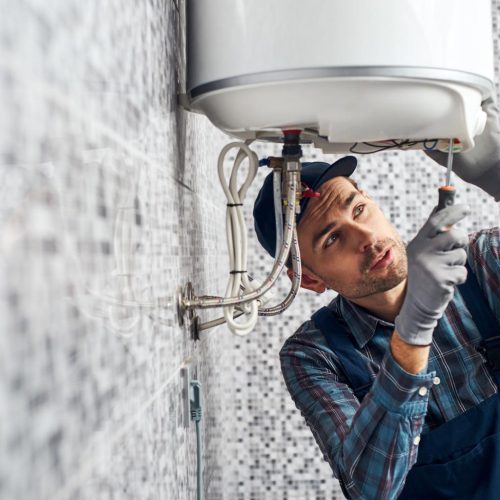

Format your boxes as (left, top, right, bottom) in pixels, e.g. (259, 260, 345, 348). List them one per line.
(354, 204, 365, 217)
(325, 232, 338, 248)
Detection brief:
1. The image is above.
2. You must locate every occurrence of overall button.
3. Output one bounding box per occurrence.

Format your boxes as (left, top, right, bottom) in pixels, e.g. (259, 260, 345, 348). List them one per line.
(433, 377, 441, 385)
(418, 386, 428, 396)
(413, 435, 421, 445)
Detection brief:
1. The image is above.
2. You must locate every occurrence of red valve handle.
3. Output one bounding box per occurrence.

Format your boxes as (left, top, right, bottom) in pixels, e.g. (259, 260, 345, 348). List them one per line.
(301, 188, 321, 198)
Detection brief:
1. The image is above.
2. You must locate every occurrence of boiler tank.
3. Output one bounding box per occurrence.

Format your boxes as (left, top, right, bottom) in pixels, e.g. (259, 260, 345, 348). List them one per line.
(186, 0, 494, 152)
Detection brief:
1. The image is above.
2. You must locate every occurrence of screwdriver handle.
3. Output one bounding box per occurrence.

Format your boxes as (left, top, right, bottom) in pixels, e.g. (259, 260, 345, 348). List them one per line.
(437, 185, 456, 211)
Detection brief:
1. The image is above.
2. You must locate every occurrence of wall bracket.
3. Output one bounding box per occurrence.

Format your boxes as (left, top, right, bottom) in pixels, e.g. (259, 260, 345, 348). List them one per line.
(177, 281, 194, 327)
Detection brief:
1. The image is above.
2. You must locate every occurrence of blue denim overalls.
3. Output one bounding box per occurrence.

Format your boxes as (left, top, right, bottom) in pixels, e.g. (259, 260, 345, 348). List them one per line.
(312, 263, 500, 499)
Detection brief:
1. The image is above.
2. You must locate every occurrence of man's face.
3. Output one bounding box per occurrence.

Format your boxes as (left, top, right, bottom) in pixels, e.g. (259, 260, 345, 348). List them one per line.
(297, 176, 407, 299)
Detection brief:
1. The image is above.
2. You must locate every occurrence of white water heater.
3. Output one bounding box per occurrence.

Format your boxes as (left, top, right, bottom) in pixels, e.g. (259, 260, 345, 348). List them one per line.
(187, 0, 494, 152)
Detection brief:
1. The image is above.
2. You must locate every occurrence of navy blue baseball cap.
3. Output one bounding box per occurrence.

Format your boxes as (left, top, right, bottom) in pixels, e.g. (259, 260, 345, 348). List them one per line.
(253, 156, 357, 257)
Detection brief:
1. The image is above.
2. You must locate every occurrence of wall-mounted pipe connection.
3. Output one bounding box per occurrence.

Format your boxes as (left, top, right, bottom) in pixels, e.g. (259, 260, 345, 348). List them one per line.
(178, 131, 304, 337)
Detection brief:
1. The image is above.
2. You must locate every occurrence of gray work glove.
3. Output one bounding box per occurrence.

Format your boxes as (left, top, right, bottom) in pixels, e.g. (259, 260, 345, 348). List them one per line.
(425, 96, 500, 201)
(395, 204, 470, 346)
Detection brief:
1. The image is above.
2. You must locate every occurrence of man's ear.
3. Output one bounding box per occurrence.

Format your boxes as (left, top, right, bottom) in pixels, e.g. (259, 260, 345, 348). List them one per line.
(286, 267, 327, 294)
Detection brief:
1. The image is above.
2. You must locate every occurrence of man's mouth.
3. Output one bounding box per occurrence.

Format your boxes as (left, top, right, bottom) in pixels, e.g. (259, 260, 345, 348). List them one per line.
(369, 247, 394, 271)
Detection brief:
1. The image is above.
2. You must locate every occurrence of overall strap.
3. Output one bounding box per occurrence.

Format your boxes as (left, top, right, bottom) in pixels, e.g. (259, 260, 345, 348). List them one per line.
(458, 262, 500, 387)
(311, 307, 372, 401)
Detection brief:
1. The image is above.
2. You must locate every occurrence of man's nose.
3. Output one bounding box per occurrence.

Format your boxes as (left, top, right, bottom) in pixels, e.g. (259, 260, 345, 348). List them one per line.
(350, 223, 378, 252)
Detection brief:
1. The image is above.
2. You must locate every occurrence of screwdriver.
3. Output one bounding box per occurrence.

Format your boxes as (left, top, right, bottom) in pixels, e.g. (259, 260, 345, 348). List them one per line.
(437, 138, 456, 211)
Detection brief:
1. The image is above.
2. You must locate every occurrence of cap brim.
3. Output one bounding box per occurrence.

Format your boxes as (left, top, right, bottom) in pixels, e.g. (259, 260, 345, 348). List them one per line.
(311, 155, 357, 191)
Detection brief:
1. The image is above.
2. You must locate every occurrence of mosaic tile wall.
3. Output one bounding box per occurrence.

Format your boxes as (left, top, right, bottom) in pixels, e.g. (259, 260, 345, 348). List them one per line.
(0, 1, 499, 500)
(0, 1, 231, 499)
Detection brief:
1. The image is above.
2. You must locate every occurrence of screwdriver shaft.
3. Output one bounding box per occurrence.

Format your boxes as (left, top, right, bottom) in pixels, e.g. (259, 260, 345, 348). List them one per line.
(437, 138, 456, 212)
(445, 138, 454, 186)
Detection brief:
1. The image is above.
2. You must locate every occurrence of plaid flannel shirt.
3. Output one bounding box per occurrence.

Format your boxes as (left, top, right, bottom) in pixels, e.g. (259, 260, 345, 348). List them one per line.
(280, 227, 500, 499)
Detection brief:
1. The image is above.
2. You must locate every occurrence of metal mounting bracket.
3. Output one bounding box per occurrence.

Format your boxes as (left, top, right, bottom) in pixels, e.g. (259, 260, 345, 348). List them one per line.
(176, 281, 194, 327)
(177, 282, 202, 341)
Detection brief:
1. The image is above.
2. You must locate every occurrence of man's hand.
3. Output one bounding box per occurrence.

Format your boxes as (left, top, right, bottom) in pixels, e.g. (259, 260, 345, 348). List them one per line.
(425, 97, 500, 201)
(394, 204, 470, 346)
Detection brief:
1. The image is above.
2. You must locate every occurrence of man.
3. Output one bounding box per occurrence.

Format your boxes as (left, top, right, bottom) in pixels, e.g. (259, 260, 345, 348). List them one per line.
(252, 98, 500, 499)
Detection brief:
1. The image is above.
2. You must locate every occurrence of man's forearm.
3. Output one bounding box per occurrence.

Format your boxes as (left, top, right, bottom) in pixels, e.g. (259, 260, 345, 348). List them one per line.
(391, 330, 431, 375)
